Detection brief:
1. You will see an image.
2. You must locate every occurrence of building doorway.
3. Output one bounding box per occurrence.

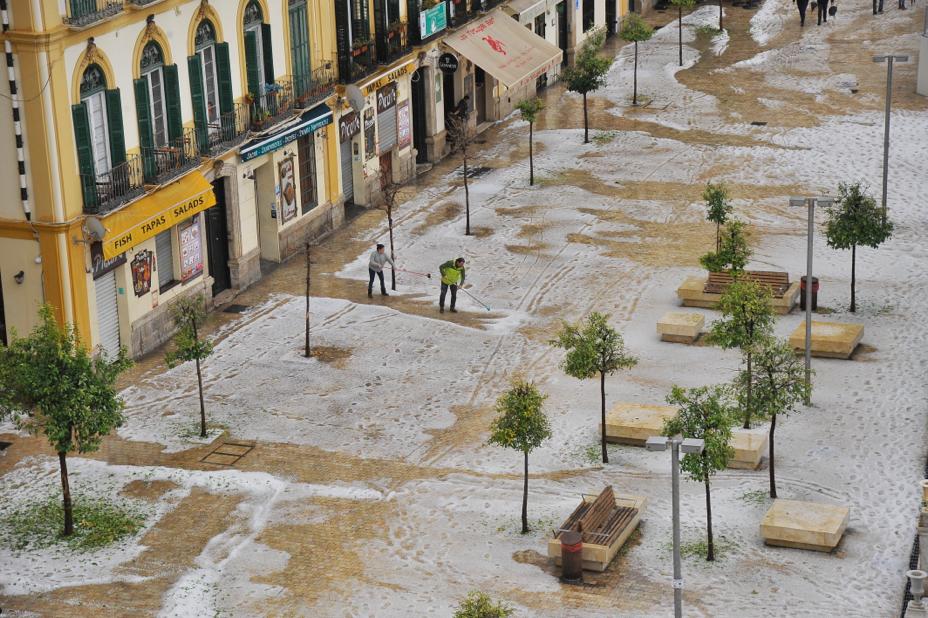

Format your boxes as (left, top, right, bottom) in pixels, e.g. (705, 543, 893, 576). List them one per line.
(379, 152, 393, 184)
(94, 269, 121, 359)
(442, 70, 456, 126)
(606, 0, 617, 34)
(205, 179, 232, 297)
(340, 138, 354, 203)
(411, 68, 429, 164)
(556, 2, 568, 65)
(474, 66, 487, 124)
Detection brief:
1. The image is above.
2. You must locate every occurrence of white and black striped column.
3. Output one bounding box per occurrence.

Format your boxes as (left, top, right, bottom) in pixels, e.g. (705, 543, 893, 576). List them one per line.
(1, 0, 31, 221)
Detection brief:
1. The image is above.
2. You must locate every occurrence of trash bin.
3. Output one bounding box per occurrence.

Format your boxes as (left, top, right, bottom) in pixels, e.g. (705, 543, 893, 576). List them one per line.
(800, 276, 819, 311)
(559, 530, 583, 584)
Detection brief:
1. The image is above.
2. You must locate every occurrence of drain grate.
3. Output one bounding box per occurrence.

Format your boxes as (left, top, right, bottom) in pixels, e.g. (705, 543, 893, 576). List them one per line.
(750, 121, 767, 126)
(222, 304, 250, 314)
(200, 440, 256, 466)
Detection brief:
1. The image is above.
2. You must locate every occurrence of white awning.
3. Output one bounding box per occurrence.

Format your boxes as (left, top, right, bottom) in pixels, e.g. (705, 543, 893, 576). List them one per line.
(443, 10, 562, 89)
(506, 0, 546, 20)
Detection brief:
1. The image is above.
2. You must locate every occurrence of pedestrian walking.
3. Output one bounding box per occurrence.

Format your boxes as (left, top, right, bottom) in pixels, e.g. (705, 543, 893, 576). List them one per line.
(898, 0, 906, 10)
(438, 257, 466, 313)
(454, 95, 472, 122)
(368, 244, 394, 298)
(795, 0, 810, 25)
(817, 0, 828, 24)
(873, 0, 883, 15)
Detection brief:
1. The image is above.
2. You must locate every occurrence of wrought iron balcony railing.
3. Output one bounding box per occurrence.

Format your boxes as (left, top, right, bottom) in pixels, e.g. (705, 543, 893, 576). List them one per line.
(249, 78, 296, 132)
(63, 0, 123, 28)
(80, 154, 146, 215)
(343, 40, 378, 83)
(292, 65, 336, 109)
(204, 102, 251, 157)
(141, 126, 200, 186)
(379, 22, 410, 65)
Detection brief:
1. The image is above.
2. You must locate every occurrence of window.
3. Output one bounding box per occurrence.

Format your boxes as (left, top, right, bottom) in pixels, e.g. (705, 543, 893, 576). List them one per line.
(155, 229, 176, 291)
(244, 0, 266, 89)
(195, 20, 220, 127)
(298, 134, 317, 214)
(80, 65, 111, 176)
(141, 42, 168, 147)
(582, 0, 594, 32)
(289, 0, 312, 97)
(386, 0, 401, 24)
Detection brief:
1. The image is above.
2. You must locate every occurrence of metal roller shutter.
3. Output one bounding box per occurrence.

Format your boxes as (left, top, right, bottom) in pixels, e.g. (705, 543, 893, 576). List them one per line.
(378, 105, 397, 153)
(155, 230, 175, 286)
(340, 139, 354, 201)
(94, 270, 121, 358)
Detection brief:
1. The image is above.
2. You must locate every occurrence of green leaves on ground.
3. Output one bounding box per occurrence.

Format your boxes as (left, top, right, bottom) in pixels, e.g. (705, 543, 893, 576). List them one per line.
(453, 591, 514, 618)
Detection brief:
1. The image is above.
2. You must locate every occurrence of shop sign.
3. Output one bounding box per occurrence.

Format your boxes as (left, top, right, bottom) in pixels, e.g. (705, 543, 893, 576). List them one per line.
(361, 61, 417, 96)
(240, 105, 333, 162)
(376, 82, 398, 113)
(364, 109, 376, 160)
(91, 241, 125, 280)
(397, 100, 411, 149)
(278, 158, 297, 223)
(179, 216, 203, 283)
(339, 111, 361, 143)
(131, 249, 154, 297)
(420, 2, 448, 40)
(438, 53, 459, 74)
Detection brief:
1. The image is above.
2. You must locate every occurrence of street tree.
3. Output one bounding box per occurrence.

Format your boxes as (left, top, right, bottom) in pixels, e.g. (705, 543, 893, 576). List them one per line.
(741, 338, 810, 498)
(708, 279, 774, 429)
(380, 168, 402, 290)
(304, 241, 312, 357)
(700, 220, 750, 273)
(664, 384, 735, 561)
(619, 13, 654, 106)
(447, 114, 476, 235)
(515, 97, 545, 186)
(562, 29, 610, 144)
(551, 312, 637, 464)
(487, 378, 552, 534)
(0, 305, 131, 536)
(703, 182, 732, 253)
(670, 0, 697, 66)
(453, 591, 514, 618)
(166, 295, 214, 438)
(823, 182, 893, 313)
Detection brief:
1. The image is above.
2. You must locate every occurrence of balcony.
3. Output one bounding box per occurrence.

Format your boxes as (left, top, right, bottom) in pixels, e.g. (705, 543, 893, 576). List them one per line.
(344, 40, 378, 84)
(63, 0, 123, 29)
(378, 21, 410, 65)
(204, 103, 250, 157)
(141, 126, 200, 186)
(292, 65, 336, 110)
(445, 0, 473, 29)
(80, 155, 146, 215)
(126, 0, 168, 7)
(248, 79, 297, 132)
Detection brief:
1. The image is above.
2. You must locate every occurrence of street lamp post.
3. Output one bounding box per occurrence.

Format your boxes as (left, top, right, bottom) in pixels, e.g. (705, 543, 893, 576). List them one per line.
(872, 54, 909, 221)
(790, 196, 832, 404)
(646, 435, 705, 618)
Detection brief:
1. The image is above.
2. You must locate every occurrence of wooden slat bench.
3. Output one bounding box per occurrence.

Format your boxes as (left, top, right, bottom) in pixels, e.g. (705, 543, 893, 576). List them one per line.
(678, 271, 801, 314)
(703, 270, 791, 297)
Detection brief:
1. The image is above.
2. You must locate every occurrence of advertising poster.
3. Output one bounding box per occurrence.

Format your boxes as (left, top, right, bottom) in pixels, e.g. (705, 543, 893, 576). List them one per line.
(131, 249, 153, 297)
(279, 157, 297, 223)
(179, 215, 204, 282)
(364, 108, 376, 160)
(397, 100, 411, 149)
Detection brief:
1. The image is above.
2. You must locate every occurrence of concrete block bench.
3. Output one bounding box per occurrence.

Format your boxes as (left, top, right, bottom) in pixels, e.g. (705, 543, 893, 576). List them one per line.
(657, 311, 704, 344)
(729, 426, 768, 470)
(603, 403, 678, 446)
(788, 320, 864, 359)
(761, 499, 849, 552)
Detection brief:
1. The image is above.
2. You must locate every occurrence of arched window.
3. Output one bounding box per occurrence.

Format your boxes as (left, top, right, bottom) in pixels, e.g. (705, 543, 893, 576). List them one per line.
(194, 20, 220, 126)
(140, 42, 169, 147)
(134, 36, 182, 182)
(243, 0, 274, 98)
(79, 64, 112, 176)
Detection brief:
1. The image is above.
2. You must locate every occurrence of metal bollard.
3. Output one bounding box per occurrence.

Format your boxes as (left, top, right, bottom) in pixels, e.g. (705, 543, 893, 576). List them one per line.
(560, 530, 584, 584)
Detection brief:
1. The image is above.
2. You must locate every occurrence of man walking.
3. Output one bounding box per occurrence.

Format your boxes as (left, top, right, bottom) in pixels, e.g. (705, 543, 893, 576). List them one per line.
(817, 0, 828, 23)
(795, 0, 809, 25)
(368, 244, 394, 298)
(873, 0, 883, 14)
(438, 257, 466, 313)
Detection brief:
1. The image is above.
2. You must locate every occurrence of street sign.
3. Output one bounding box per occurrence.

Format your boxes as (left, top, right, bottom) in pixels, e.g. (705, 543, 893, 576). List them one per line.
(438, 52, 459, 74)
(420, 2, 448, 39)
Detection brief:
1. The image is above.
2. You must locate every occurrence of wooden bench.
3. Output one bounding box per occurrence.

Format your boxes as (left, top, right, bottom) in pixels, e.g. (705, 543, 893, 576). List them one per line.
(703, 270, 791, 297)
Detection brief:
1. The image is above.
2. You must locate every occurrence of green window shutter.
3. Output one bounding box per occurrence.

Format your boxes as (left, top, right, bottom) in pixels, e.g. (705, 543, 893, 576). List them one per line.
(215, 42, 234, 116)
(134, 78, 156, 182)
(163, 64, 183, 143)
(261, 23, 275, 85)
(104, 88, 126, 165)
(188, 55, 208, 155)
(244, 30, 261, 97)
(71, 102, 96, 209)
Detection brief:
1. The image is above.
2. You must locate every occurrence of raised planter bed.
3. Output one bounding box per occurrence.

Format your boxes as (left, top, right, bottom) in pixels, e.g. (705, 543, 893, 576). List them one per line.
(729, 426, 768, 470)
(788, 320, 864, 359)
(761, 499, 849, 552)
(603, 403, 677, 446)
(657, 311, 704, 344)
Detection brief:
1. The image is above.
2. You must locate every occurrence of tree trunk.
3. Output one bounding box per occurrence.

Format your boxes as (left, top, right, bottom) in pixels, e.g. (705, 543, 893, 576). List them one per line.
(59, 451, 73, 536)
(528, 121, 534, 186)
(463, 151, 471, 236)
(303, 243, 318, 358)
(716, 221, 721, 253)
(388, 208, 397, 291)
(704, 471, 714, 561)
(850, 243, 856, 313)
(600, 371, 609, 464)
(769, 412, 777, 498)
(719, 0, 723, 30)
(678, 7, 683, 67)
(582, 92, 589, 144)
(521, 450, 530, 533)
(633, 42, 639, 105)
(744, 350, 752, 429)
(192, 319, 207, 438)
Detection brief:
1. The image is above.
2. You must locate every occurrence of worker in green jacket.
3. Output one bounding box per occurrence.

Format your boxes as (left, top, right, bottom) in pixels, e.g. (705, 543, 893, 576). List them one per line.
(438, 257, 466, 313)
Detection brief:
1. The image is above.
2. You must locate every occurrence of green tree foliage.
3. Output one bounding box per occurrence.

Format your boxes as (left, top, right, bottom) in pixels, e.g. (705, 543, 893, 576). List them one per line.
(823, 182, 893, 313)
(453, 591, 515, 618)
(700, 220, 751, 273)
(0, 305, 131, 536)
(664, 385, 735, 561)
(703, 182, 732, 252)
(619, 14, 654, 106)
(669, 0, 697, 66)
(562, 29, 611, 144)
(739, 339, 810, 498)
(166, 295, 214, 438)
(515, 97, 545, 186)
(708, 280, 774, 429)
(488, 379, 552, 534)
(551, 313, 637, 464)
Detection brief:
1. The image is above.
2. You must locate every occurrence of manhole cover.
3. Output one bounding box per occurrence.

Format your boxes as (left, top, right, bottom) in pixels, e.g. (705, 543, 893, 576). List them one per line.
(223, 304, 249, 314)
(750, 121, 767, 126)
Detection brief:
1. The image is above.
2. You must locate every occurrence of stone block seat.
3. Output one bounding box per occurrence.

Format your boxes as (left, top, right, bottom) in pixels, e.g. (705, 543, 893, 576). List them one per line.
(789, 320, 864, 359)
(729, 426, 769, 470)
(657, 311, 704, 344)
(547, 486, 646, 572)
(677, 271, 801, 315)
(603, 403, 678, 446)
(761, 499, 849, 552)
